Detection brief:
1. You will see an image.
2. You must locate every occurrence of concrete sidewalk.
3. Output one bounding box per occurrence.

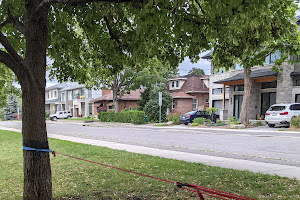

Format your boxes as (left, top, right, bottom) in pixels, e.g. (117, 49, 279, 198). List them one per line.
(1, 125, 300, 180)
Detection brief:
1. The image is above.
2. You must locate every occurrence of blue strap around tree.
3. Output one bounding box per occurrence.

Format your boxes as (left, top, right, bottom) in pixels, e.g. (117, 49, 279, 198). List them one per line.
(23, 146, 53, 156)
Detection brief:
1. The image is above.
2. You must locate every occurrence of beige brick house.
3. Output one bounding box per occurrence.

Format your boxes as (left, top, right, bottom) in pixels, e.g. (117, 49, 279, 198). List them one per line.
(167, 75, 209, 115)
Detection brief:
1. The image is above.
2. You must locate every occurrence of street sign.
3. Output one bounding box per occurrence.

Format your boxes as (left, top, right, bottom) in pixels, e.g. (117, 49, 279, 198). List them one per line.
(159, 92, 162, 106)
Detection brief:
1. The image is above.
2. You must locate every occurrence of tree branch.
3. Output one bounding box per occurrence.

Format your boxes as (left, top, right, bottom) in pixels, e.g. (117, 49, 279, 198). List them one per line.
(104, 16, 130, 52)
(0, 50, 21, 77)
(0, 11, 26, 35)
(0, 32, 23, 63)
(195, 0, 205, 15)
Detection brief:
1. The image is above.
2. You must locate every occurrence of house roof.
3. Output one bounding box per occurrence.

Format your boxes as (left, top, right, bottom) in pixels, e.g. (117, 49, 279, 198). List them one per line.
(201, 51, 212, 59)
(168, 75, 209, 92)
(170, 91, 194, 99)
(214, 68, 277, 84)
(60, 82, 85, 91)
(46, 82, 69, 91)
(91, 89, 144, 103)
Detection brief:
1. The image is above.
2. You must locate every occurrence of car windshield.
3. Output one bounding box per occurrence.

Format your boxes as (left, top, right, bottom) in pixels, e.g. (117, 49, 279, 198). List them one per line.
(269, 106, 286, 111)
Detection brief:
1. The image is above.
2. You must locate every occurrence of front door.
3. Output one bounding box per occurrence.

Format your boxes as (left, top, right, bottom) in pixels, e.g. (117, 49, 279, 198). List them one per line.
(234, 95, 243, 119)
(261, 92, 276, 116)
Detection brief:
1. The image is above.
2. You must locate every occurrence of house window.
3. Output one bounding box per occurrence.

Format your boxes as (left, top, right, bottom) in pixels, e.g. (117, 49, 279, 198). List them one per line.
(109, 105, 115, 110)
(295, 79, 300, 86)
(50, 92, 53, 99)
(171, 81, 175, 88)
(61, 93, 65, 102)
(234, 85, 244, 91)
(172, 100, 175, 109)
(212, 88, 223, 94)
(46, 92, 49, 100)
(261, 81, 277, 89)
(225, 87, 229, 93)
(73, 90, 80, 99)
(296, 94, 300, 103)
(206, 98, 209, 104)
(54, 91, 57, 98)
(192, 99, 198, 110)
(68, 91, 72, 100)
(176, 81, 179, 87)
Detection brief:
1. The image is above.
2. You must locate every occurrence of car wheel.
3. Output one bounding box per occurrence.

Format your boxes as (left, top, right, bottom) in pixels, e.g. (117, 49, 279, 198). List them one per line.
(67, 116, 71, 119)
(268, 124, 275, 128)
(51, 116, 57, 121)
(184, 122, 188, 125)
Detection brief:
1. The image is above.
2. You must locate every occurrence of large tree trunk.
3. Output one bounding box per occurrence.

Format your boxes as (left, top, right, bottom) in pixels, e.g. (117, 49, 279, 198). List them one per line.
(21, 1, 52, 199)
(112, 86, 119, 112)
(240, 67, 252, 125)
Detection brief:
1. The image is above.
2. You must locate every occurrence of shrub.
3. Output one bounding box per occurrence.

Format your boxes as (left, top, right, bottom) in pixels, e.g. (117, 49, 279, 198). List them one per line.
(290, 116, 300, 128)
(0, 109, 4, 121)
(206, 122, 227, 126)
(45, 112, 50, 119)
(168, 113, 180, 125)
(206, 107, 218, 121)
(190, 123, 199, 126)
(255, 121, 263, 126)
(193, 117, 207, 125)
(99, 110, 145, 124)
(228, 117, 240, 124)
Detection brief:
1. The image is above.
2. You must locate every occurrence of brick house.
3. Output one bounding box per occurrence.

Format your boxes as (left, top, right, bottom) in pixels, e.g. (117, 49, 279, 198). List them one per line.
(91, 89, 143, 113)
(167, 75, 209, 115)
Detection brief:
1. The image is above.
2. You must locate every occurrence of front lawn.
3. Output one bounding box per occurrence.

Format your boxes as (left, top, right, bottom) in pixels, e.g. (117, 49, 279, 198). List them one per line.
(1, 130, 299, 199)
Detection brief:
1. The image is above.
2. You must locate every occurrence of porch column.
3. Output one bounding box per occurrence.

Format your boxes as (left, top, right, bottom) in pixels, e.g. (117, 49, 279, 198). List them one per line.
(222, 84, 226, 110)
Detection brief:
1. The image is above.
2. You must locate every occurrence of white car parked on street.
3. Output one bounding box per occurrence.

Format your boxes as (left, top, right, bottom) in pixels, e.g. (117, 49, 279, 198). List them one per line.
(265, 103, 300, 127)
(50, 111, 72, 121)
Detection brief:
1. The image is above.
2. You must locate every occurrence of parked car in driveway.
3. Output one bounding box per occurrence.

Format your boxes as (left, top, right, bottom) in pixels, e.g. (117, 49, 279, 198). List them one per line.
(265, 103, 300, 127)
(180, 110, 219, 125)
(50, 111, 72, 121)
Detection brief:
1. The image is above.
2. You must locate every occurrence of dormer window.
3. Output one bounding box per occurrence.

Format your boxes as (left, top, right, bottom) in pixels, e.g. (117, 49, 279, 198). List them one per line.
(176, 81, 179, 87)
(171, 81, 175, 88)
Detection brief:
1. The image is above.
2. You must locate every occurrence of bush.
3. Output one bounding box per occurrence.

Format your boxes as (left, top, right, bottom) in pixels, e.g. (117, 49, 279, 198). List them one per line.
(255, 121, 263, 126)
(168, 114, 180, 125)
(206, 123, 227, 126)
(190, 123, 199, 126)
(228, 117, 240, 124)
(45, 112, 50, 119)
(193, 117, 207, 125)
(0, 109, 4, 121)
(99, 110, 145, 124)
(290, 116, 300, 128)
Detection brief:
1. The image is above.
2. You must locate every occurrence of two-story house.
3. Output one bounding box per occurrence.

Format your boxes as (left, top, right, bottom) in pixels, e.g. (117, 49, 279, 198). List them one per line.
(45, 82, 105, 117)
(202, 51, 300, 121)
(167, 75, 209, 115)
(45, 82, 70, 114)
(60, 83, 104, 117)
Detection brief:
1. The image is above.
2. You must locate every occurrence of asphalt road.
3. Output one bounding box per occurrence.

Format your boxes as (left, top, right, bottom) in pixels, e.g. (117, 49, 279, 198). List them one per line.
(1, 120, 300, 168)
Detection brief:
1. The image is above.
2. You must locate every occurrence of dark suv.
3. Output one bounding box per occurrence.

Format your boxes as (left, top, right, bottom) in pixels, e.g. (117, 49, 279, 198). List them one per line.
(180, 110, 219, 125)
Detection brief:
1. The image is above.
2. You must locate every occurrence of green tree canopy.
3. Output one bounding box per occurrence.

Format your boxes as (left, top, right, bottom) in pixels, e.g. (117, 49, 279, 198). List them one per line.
(188, 67, 205, 75)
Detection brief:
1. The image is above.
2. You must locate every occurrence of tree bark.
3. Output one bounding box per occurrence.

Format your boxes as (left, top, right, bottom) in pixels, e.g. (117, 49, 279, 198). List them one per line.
(112, 86, 119, 112)
(21, 0, 52, 199)
(240, 67, 252, 125)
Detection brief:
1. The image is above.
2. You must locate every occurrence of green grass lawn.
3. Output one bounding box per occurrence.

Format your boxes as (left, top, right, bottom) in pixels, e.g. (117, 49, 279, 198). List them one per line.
(1, 130, 300, 199)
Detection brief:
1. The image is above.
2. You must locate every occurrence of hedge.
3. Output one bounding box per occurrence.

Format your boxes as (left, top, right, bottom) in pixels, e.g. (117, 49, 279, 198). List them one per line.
(99, 110, 145, 124)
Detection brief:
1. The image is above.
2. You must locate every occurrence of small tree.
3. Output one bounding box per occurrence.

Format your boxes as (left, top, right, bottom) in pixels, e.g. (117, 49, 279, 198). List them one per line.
(3, 94, 19, 120)
(144, 85, 172, 122)
(188, 67, 205, 75)
(206, 107, 218, 122)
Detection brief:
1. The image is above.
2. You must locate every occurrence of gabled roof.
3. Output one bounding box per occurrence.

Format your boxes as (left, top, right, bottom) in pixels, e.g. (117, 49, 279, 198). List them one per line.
(170, 91, 194, 99)
(214, 68, 277, 84)
(91, 89, 144, 103)
(168, 75, 209, 93)
(201, 51, 212, 59)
